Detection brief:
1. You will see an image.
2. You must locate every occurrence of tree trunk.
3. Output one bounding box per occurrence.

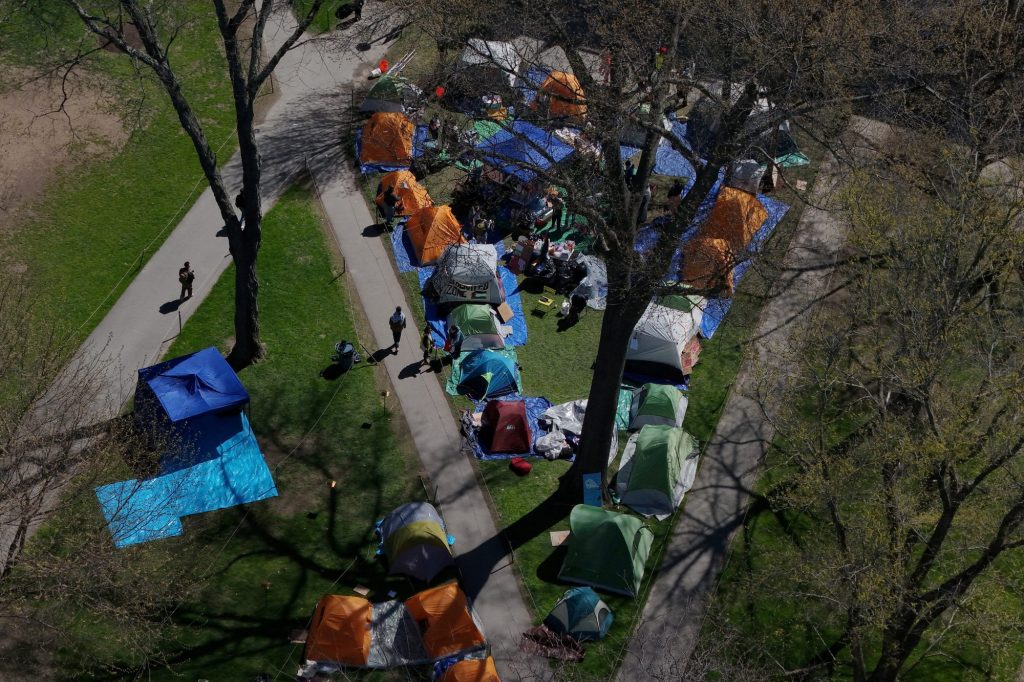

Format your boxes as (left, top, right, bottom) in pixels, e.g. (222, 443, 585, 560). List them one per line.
(227, 223, 262, 370)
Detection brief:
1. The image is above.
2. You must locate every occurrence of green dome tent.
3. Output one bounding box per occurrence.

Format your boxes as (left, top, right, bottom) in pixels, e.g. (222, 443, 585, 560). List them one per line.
(558, 505, 653, 597)
(616, 425, 699, 519)
(629, 383, 687, 429)
(361, 76, 422, 114)
(446, 304, 504, 351)
(543, 586, 614, 642)
(379, 502, 454, 582)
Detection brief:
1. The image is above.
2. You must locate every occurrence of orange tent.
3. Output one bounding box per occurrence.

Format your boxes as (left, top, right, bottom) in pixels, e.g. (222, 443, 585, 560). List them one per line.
(406, 205, 466, 265)
(440, 656, 500, 682)
(304, 595, 372, 666)
(360, 112, 415, 165)
(681, 236, 735, 296)
(535, 71, 587, 119)
(376, 170, 432, 217)
(697, 187, 768, 253)
(404, 583, 486, 659)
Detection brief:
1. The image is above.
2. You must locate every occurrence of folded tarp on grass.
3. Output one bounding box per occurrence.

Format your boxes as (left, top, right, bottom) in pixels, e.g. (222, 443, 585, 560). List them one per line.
(355, 125, 430, 174)
(699, 195, 789, 339)
(96, 412, 276, 547)
(468, 396, 553, 459)
(418, 266, 526, 347)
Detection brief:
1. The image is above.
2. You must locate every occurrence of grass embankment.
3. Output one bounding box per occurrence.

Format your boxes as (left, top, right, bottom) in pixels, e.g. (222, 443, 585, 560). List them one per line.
(133, 189, 421, 680)
(0, 2, 236, 348)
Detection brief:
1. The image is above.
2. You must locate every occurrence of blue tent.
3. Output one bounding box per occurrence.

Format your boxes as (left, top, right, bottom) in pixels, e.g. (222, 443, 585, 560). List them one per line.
(457, 350, 520, 400)
(477, 120, 576, 182)
(136, 347, 249, 423)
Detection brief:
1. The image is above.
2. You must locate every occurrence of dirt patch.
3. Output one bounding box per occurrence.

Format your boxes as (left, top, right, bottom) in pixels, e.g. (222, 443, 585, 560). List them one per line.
(0, 68, 127, 224)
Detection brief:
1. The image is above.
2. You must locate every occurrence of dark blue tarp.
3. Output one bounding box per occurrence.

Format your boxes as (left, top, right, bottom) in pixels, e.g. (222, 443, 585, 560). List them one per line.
(391, 222, 505, 274)
(417, 266, 525, 347)
(136, 347, 249, 423)
(653, 121, 698, 180)
(476, 120, 576, 182)
(96, 413, 277, 547)
(468, 395, 553, 459)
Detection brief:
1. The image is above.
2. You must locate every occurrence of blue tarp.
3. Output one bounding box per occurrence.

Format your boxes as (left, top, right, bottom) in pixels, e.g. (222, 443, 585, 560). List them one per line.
(517, 67, 548, 106)
(476, 120, 576, 182)
(96, 413, 277, 547)
(468, 396, 553, 459)
(136, 347, 249, 423)
(653, 121, 698, 180)
(354, 125, 429, 174)
(699, 195, 790, 339)
(418, 266, 525, 347)
(390, 222, 418, 273)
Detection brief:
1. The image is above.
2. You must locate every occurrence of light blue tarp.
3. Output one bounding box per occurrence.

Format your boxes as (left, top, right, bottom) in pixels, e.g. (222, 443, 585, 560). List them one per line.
(136, 347, 249, 423)
(96, 413, 277, 547)
(354, 125, 429, 174)
(476, 120, 576, 182)
(468, 396, 553, 459)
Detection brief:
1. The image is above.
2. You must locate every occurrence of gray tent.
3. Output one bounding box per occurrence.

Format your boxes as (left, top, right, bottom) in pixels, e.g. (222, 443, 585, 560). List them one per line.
(379, 502, 454, 582)
(425, 244, 504, 307)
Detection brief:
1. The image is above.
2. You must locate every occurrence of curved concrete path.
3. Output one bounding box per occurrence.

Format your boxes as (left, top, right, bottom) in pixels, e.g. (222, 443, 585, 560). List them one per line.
(3, 8, 539, 679)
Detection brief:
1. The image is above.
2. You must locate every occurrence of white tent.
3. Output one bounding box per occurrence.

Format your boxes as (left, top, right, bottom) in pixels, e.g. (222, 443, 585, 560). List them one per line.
(458, 39, 522, 86)
(426, 244, 504, 307)
(625, 301, 703, 375)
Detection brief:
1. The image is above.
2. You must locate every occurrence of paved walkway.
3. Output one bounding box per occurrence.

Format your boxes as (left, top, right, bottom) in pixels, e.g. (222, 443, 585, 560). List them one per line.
(5, 8, 540, 678)
(618, 117, 892, 681)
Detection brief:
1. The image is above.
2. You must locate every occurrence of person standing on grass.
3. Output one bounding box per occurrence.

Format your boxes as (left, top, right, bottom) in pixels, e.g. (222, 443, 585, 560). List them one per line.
(446, 325, 464, 360)
(549, 191, 565, 230)
(388, 306, 407, 353)
(420, 324, 437, 366)
(178, 262, 195, 301)
(382, 185, 399, 229)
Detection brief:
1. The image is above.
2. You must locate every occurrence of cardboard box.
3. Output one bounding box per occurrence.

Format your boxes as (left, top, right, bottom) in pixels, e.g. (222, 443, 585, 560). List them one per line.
(496, 302, 514, 323)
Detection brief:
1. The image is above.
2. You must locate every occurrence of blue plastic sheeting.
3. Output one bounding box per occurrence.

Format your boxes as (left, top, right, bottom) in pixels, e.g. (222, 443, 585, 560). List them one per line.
(653, 121, 698, 180)
(136, 347, 249, 423)
(699, 195, 790, 339)
(476, 120, 576, 183)
(468, 396, 554, 459)
(354, 125, 429, 174)
(96, 413, 277, 547)
(517, 67, 548, 106)
(389, 223, 419, 273)
(620, 145, 641, 160)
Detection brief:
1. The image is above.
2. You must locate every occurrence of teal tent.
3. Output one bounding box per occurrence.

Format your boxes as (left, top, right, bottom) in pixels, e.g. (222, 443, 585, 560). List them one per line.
(543, 587, 613, 642)
(558, 505, 653, 597)
(616, 425, 699, 518)
(456, 350, 519, 400)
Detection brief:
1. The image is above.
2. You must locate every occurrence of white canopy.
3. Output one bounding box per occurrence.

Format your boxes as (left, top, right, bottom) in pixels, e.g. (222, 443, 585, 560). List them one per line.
(626, 301, 703, 373)
(458, 40, 522, 86)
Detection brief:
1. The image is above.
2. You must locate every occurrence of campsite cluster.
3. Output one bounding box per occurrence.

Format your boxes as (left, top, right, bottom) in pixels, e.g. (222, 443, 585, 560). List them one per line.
(88, 35, 806, 682)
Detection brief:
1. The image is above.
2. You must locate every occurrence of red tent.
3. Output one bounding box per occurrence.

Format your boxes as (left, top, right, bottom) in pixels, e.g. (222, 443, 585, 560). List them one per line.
(481, 400, 532, 453)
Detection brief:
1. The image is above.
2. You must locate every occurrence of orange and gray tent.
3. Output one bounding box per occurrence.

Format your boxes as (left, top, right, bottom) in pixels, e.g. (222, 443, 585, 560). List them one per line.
(697, 186, 768, 253)
(379, 502, 454, 582)
(680, 236, 735, 296)
(304, 594, 372, 666)
(438, 656, 501, 681)
(376, 170, 432, 217)
(404, 583, 487, 659)
(407, 205, 467, 265)
(360, 112, 415, 165)
(534, 71, 587, 119)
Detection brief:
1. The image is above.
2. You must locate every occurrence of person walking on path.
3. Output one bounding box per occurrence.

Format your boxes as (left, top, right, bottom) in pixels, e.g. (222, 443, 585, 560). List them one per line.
(388, 306, 407, 353)
(420, 323, 437, 366)
(446, 325, 464, 361)
(178, 262, 195, 301)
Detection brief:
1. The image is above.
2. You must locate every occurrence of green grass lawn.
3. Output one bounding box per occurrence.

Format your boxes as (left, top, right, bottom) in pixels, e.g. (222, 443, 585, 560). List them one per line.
(1, 1, 236, 349)
(126, 189, 422, 680)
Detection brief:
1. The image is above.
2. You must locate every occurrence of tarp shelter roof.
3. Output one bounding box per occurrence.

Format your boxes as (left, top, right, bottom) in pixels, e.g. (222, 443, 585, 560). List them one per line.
(438, 656, 500, 681)
(481, 399, 532, 453)
(360, 112, 415, 165)
(630, 383, 686, 430)
(379, 502, 453, 582)
(376, 170, 432, 217)
(617, 425, 699, 518)
(457, 349, 520, 400)
(305, 595, 373, 666)
(404, 583, 487, 660)
(459, 39, 522, 86)
(697, 186, 768, 253)
(626, 301, 704, 374)
(407, 205, 466, 265)
(544, 586, 614, 642)
(361, 75, 421, 113)
(137, 347, 248, 423)
(559, 505, 653, 597)
(476, 120, 576, 182)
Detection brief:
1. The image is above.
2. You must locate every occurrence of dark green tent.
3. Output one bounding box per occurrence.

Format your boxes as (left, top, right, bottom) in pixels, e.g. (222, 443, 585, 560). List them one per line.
(361, 76, 420, 114)
(558, 505, 653, 597)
